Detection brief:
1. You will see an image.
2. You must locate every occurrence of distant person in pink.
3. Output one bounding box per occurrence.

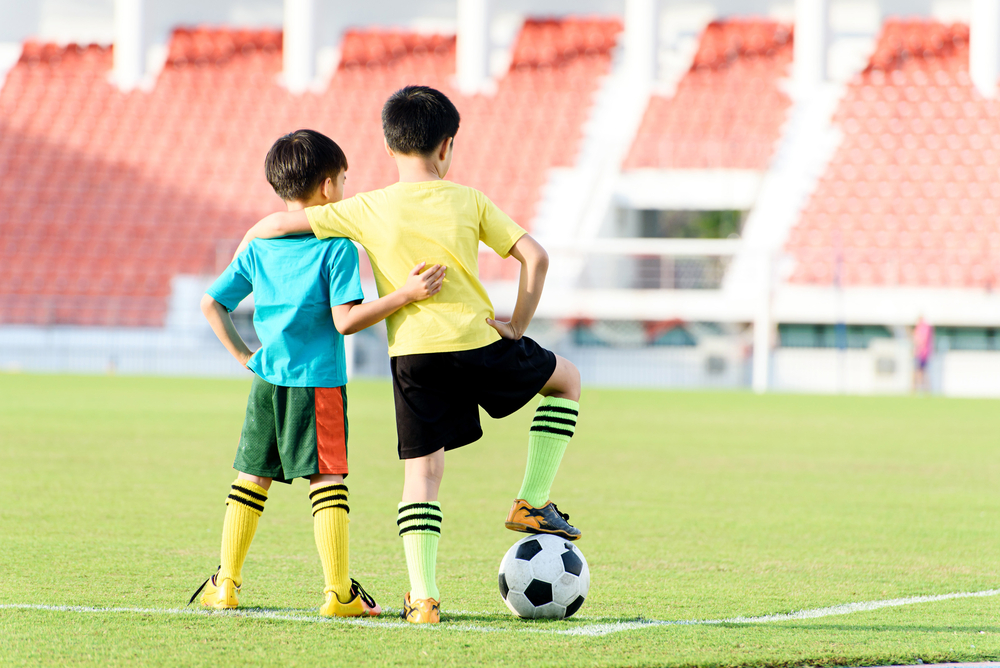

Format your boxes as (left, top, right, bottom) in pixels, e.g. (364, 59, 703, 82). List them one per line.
(913, 316, 933, 393)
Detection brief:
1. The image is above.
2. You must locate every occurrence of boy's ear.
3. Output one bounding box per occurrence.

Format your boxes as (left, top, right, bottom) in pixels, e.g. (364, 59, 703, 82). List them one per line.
(321, 177, 334, 199)
(383, 136, 394, 158)
(438, 136, 453, 161)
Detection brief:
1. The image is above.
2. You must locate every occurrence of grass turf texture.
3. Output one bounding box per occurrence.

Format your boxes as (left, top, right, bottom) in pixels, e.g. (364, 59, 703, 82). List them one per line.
(1, 373, 999, 667)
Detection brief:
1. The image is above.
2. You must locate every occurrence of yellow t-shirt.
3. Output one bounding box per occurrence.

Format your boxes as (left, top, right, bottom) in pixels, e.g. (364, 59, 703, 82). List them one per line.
(305, 180, 527, 357)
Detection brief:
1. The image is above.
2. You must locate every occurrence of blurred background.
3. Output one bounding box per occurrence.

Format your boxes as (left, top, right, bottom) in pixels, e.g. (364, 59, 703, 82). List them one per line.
(0, 0, 998, 396)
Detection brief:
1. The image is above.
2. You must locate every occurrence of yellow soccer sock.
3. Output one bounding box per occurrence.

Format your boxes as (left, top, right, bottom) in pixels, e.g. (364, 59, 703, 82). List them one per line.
(517, 397, 579, 507)
(218, 479, 268, 588)
(398, 502, 442, 601)
(311, 483, 351, 601)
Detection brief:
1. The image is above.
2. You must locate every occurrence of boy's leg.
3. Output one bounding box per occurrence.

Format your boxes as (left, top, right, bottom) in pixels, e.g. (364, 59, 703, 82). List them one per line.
(221, 473, 271, 587)
(310, 473, 351, 602)
(200, 472, 270, 609)
(399, 448, 444, 623)
(311, 472, 380, 616)
(507, 355, 583, 540)
(305, 385, 380, 617)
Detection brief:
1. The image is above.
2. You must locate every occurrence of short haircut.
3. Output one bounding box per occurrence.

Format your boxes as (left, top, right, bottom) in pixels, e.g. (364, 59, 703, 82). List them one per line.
(382, 85, 460, 156)
(265, 129, 348, 201)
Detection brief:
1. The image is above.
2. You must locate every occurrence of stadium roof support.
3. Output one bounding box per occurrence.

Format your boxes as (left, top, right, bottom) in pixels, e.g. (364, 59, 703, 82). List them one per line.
(970, 0, 1000, 98)
(624, 0, 658, 86)
(456, 0, 490, 94)
(113, 0, 144, 90)
(283, 0, 316, 93)
(793, 0, 829, 94)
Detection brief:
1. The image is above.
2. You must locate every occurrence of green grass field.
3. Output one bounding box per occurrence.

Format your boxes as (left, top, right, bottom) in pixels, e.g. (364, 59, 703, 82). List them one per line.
(2, 373, 1000, 667)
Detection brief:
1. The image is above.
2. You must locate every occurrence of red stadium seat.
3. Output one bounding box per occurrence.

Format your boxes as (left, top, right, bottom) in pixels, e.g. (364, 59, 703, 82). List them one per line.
(623, 20, 793, 171)
(0, 18, 621, 326)
(788, 20, 997, 288)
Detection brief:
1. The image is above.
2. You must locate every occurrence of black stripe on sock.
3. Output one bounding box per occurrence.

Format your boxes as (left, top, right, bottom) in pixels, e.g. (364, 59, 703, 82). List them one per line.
(396, 513, 443, 526)
(397, 502, 441, 515)
(530, 425, 575, 438)
(537, 405, 579, 416)
(311, 494, 348, 507)
(232, 484, 267, 502)
(227, 494, 264, 513)
(532, 415, 577, 427)
(312, 503, 350, 516)
(309, 484, 348, 500)
(398, 524, 442, 536)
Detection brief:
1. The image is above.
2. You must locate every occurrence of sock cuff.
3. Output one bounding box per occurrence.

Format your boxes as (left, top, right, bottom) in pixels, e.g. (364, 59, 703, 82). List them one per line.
(532, 397, 579, 438)
(397, 501, 442, 536)
(311, 484, 349, 516)
(539, 396, 580, 412)
(234, 479, 269, 497)
(227, 480, 268, 515)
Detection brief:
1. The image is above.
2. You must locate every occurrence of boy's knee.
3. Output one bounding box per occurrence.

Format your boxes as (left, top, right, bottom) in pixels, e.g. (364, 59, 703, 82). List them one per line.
(543, 356, 581, 402)
(563, 361, 581, 401)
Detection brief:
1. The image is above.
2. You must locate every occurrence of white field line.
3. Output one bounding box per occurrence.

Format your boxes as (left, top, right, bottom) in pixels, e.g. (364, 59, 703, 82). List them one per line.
(2, 588, 998, 638)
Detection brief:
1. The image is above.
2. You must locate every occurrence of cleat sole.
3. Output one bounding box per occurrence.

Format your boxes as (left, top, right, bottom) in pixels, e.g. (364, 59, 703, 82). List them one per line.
(505, 521, 580, 541)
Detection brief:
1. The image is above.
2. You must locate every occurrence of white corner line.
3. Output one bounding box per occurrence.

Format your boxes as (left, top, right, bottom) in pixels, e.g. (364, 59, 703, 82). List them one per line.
(2, 589, 998, 637)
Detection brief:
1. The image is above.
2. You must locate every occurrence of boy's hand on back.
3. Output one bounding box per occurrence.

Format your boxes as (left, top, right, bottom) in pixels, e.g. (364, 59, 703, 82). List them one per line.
(402, 262, 446, 303)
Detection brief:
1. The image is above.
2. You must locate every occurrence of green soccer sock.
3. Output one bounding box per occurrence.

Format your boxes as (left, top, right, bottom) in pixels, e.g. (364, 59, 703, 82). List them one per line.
(517, 396, 579, 507)
(397, 501, 442, 601)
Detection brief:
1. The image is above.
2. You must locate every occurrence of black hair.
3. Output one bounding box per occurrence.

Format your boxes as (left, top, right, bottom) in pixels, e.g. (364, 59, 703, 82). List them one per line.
(264, 129, 348, 201)
(381, 85, 460, 156)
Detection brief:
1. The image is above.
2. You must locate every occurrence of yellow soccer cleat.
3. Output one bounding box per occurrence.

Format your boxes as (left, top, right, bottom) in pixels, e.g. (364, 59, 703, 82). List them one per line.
(189, 571, 239, 610)
(320, 579, 382, 617)
(505, 499, 582, 541)
(401, 592, 440, 624)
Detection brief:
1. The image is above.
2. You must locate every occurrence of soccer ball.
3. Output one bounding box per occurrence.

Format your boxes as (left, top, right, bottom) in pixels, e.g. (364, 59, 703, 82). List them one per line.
(498, 534, 590, 619)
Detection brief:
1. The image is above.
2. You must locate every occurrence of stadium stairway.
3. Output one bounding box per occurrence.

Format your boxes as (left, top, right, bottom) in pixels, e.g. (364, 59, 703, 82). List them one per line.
(536, 20, 802, 324)
(0, 19, 619, 334)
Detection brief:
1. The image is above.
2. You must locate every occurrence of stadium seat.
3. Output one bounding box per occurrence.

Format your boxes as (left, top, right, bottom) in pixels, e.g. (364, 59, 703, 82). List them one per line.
(0, 18, 621, 323)
(787, 20, 1000, 289)
(623, 20, 793, 170)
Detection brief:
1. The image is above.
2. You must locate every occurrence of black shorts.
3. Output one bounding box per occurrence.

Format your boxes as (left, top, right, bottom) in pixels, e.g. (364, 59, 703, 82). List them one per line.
(390, 337, 558, 459)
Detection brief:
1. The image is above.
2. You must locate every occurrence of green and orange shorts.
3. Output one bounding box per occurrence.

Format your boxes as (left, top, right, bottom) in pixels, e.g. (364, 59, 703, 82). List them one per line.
(234, 375, 349, 483)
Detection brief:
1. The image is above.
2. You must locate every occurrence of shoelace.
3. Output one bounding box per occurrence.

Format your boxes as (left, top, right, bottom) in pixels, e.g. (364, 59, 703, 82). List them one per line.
(351, 578, 377, 609)
(187, 567, 221, 606)
(550, 503, 570, 522)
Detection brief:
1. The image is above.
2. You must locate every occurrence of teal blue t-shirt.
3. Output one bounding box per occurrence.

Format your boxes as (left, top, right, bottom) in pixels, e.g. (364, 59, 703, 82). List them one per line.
(207, 235, 364, 388)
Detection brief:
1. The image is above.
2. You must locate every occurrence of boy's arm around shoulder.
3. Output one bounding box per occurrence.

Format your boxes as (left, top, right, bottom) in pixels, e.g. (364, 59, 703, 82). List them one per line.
(331, 263, 447, 335)
(234, 209, 311, 258)
(486, 234, 548, 340)
(234, 198, 364, 259)
(200, 294, 254, 368)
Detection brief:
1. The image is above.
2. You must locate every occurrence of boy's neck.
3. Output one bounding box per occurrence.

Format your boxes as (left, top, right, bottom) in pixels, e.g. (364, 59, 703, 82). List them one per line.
(285, 196, 326, 211)
(394, 154, 445, 183)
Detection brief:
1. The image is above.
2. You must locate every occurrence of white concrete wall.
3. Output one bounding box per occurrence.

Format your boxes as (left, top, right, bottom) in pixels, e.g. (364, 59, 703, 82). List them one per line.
(773, 342, 914, 394)
(772, 343, 1000, 398)
(941, 351, 1000, 398)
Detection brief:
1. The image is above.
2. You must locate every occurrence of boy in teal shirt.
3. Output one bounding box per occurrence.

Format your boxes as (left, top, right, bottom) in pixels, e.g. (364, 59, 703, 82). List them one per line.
(194, 129, 444, 616)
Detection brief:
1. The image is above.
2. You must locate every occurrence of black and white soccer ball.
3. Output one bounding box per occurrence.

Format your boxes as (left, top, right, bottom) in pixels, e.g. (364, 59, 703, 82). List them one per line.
(498, 534, 590, 619)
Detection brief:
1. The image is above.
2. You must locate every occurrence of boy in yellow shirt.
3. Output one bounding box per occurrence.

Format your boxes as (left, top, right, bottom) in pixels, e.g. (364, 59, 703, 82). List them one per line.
(236, 86, 582, 624)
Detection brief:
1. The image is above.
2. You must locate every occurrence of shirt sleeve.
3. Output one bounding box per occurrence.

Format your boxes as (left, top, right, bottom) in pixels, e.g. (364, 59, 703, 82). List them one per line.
(478, 191, 527, 258)
(327, 240, 366, 307)
(206, 249, 253, 312)
(306, 196, 367, 242)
